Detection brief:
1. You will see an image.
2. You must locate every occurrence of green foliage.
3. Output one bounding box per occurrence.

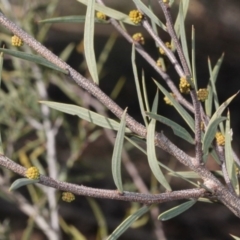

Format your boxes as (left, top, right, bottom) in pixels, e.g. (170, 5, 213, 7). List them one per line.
(0, 0, 239, 239)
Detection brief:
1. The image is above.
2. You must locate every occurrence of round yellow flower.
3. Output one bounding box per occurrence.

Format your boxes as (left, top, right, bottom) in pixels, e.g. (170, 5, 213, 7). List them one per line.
(96, 11, 108, 21)
(11, 35, 23, 47)
(197, 88, 209, 102)
(62, 192, 75, 202)
(215, 132, 225, 146)
(132, 33, 145, 45)
(25, 166, 40, 180)
(179, 77, 191, 94)
(129, 10, 143, 24)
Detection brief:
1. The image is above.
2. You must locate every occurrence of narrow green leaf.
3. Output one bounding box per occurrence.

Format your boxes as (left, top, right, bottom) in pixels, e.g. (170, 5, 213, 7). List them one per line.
(169, 170, 223, 179)
(87, 198, 108, 238)
(0, 48, 68, 74)
(173, 0, 189, 48)
(146, 112, 194, 144)
(0, 51, 3, 86)
(158, 200, 196, 221)
(225, 111, 233, 180)
(191, 25, 197, 89)
(40, 101, 131, 133)
(208, 54, 225, 131)
(179, 1, 191, 75)
(142, 70, 150, 114)
(147, 91, 171, 190)
(9, 178, 39, 191)
(205, 83, 213, 117)
(132, 0, 166, 30)
(148, 1, 160, 48)
(59, 43, 75, 62)
(125, 136, 197, 187)
(84, 0, 99, 84)
(111, 108, 127, 193)
(147, 105, 171, 190)
(203, 92, 238, 154)
(40, 16, 88, 23)
(131, 45, 148, 127)
(154, 80, 195, 131)
(107, 206, 149, 240)
(77, 0, 136, 25)
(230, 234, 240, 240)
(202, 116, 227, 155)
(40, 15, 109, 24)
(0, 133, 3, 154)
(225, 111, 239, 194)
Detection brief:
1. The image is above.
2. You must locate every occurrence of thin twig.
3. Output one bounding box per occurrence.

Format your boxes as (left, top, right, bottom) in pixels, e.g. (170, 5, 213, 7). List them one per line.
(0, 154, 206, 204)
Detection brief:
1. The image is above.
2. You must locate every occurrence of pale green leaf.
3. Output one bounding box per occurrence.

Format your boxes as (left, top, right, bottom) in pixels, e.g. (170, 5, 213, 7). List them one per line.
(40, 15, 88, 23)
(146, 112, 194, 144)
(87, 198, 108, 238)
(77, 0, 136, 25)
(147, 95, 171, 190)
(230, 234, 240, 240)
(107, 206, 149, 240)
(208, 54, 225, 131)
(205, 83, 213, 117)
(9, 178, 39, 191)
(0, 48, 67, 74)
(84, 0, 99, 84)
(158, 199, 196, 221)
(154, 80, 195, 131)
(179, 1, 191, 75)
(173, 0, 189, 48)
(225, 111, 239, 194)
(40, 101, 131, 133)
(191, 25, 197, 89)
(203, 92, 238, 153)
(142, 70, 150, 114)
(131, 45, 148, 127)
(40, 15, 109, 24)
(111, 108, 127, 193)
(202, 116, 227, 155)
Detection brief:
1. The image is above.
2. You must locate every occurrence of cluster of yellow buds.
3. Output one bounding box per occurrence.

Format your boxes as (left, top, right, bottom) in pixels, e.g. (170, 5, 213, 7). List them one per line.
(25, 166, 40, 180)
(132, 33, 145, 45)
(179, 77, 191, 94)
(200, 121, 205, 131)
(159, 42, 172, 55)
(96, 11, 108, 21)
(215, 132, 225, 146)
(164, 93, 176, 105)
(156, 58, 162, 68)
(62, 192, 75, 202)
(197, 88, 208, 102)
(163, 0, 169, 3)
(11, 35, 23, 47)
(129, 10, 143, 24)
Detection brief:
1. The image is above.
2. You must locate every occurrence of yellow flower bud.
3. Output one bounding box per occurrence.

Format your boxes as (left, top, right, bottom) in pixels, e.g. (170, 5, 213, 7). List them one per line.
(179, 77, 191, 94)
(132, 33, 145, 45)
(11, 35, 23, 47)
(197, 88, 209, 102)
(129, 10, 143, 24)
(25, 166, 40, 180)
(62, 192, 75, 202)
(215, 132, 225, 146)
(96, 11, 108, 21)
(159, 42, 172, 55)
(164, 93, 176, 106)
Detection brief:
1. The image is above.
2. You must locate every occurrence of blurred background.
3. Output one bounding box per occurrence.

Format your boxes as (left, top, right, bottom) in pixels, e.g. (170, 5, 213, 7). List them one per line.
(0, 0, 240, 239)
